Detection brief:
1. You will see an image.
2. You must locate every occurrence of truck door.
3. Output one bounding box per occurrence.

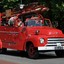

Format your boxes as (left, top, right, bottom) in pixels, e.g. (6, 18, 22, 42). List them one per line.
(5, 26, 26, 50)
(9, 27, 27, 50)
(0, 26, 8, 48)
(4, 26, 20, 49)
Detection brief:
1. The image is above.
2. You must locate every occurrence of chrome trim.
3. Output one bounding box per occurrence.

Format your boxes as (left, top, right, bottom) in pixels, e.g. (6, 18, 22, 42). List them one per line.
(48, 38, 64, 40)
(0, 31, 19, 34)
(47, 38, 64, 46)
(48, 41, 64, 43)
(38, 46, 64, 50)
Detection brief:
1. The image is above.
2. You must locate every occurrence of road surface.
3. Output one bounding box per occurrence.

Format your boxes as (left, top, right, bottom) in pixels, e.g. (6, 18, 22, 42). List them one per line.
(0, 49, 64, 64)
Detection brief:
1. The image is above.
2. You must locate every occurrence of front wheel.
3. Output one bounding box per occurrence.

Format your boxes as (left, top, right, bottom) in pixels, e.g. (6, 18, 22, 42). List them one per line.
(26, 43, 39, 59)
(55, 50, 64, 57)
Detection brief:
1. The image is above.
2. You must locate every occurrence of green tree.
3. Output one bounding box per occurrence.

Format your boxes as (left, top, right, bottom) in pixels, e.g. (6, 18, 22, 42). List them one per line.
(39, 0, 64, 30)
(0, 0, 20, 10)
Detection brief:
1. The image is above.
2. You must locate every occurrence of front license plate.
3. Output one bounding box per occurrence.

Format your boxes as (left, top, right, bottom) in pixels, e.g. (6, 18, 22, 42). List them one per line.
(55, 46, 63, 50)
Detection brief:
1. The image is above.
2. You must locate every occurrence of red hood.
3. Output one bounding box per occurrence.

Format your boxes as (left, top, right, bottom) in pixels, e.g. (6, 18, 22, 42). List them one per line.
(26, 26, 63, 35)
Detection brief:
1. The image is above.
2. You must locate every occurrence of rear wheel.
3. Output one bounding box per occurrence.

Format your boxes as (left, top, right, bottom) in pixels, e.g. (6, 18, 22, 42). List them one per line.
(55, 50, 64, 57)
(26, 43, 39, 59)
(0, 49, 2, 53)
(2, 48, 7, 53)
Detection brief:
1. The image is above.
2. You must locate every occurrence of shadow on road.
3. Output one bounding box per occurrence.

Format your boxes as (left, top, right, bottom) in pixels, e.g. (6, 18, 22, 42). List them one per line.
(0, 50, 63, 59)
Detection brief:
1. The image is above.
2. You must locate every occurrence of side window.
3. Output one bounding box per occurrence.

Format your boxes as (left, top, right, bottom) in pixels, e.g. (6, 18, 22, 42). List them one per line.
(44, 20, 50, 26)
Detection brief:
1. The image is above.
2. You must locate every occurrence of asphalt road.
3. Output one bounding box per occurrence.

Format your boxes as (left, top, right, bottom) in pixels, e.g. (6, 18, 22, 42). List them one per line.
(0, 49, 64, 64)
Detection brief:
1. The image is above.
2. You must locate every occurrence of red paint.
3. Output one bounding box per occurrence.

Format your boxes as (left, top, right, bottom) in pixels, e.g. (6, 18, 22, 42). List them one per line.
(0, 4, 64, 53)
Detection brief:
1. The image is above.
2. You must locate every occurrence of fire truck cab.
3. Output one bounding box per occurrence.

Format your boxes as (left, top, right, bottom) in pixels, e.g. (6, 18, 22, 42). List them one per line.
(0, 4, 64, 59)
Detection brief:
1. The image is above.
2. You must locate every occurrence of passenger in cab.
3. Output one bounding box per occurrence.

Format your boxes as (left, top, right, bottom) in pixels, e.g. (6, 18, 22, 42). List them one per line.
(8, 14, 17, 26)
(31, 15, 43, 26)
(8, 14, 24, 27)
(15, 18, 24, 27)
(25, 18, 31, 26)
(25, 17, 42, 26)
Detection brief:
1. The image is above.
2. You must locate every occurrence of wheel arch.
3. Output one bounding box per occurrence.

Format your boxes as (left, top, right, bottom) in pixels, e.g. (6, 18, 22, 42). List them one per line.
(24, 41, 39, 59)
(23, 41, 35, 51)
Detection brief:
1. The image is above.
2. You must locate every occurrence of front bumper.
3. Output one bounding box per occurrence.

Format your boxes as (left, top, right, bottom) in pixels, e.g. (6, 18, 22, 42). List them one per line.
(38, 46, 64, 51)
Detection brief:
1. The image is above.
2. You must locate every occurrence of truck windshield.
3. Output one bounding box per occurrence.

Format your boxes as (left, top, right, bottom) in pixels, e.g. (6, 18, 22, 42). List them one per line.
(26, 19, 42, 26)
(26, 19, 52, 27)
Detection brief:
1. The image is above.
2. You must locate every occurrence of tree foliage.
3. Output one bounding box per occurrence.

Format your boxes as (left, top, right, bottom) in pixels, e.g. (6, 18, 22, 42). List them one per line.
(0, 0, 19, 10)
(39, 0, 64, 31)
(39, 0, 64, 21)
(0, 0, 64, 30)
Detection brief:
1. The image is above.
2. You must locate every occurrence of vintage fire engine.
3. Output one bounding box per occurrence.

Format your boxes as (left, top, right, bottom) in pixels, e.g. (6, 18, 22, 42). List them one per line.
(0, 4, 64, 59)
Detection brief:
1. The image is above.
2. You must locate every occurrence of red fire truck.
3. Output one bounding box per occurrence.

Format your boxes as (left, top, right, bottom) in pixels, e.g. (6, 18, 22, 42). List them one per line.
(0, 4, 64, 59)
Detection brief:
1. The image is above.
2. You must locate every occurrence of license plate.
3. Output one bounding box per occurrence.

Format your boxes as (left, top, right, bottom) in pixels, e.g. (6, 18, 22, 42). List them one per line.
(55, 46, 63, 50)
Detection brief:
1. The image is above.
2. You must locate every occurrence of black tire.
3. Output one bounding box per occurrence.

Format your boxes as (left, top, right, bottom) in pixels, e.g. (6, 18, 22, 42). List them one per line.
(26, 43, 39, 59)
(2, 48, 7, 53)
(55, 50, 64, 57)
(0, 49, 2, 53)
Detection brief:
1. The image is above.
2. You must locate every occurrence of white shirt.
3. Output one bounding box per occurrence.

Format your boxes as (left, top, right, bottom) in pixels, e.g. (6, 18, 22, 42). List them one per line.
(8, 16, 17, 25)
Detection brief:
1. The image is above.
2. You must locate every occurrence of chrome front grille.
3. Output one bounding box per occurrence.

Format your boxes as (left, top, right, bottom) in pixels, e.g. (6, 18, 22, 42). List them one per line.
(47, 38, 64, 46)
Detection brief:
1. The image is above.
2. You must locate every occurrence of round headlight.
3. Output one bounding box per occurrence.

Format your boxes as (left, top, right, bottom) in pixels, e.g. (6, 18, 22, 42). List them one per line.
(40, 38, 44, 44)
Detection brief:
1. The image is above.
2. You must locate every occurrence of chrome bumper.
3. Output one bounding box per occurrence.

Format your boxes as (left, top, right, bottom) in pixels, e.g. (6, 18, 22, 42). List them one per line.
(38, 46, 64, 51)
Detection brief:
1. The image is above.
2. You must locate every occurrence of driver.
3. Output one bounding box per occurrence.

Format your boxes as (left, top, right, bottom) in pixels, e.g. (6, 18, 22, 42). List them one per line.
(31, 16, 42, 26)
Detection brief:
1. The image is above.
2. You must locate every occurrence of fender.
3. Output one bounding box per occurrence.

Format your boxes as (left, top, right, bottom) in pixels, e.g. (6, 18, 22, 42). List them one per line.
(23, 35, 39, 51)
